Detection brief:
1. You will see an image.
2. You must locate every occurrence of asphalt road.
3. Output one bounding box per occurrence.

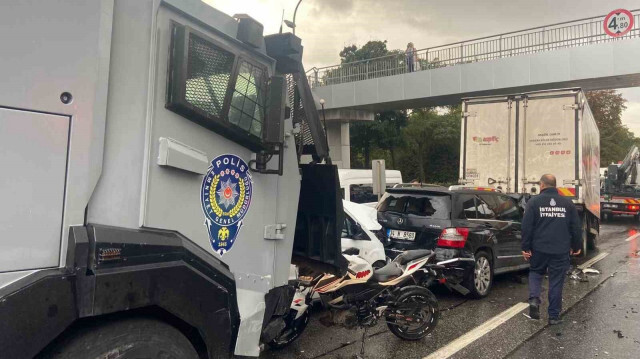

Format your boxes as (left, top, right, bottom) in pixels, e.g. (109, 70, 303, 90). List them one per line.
(262, 217, 640, 359)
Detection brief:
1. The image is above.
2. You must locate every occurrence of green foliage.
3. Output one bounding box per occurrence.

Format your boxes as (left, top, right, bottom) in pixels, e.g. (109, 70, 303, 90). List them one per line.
(586, 90, 634, 166)
(351, 106, 461, 185)
(341, 41, 463, 185)
(397, 107, 461, 183)
(350, 110, 408, 168)
(339, 40, 390, 63)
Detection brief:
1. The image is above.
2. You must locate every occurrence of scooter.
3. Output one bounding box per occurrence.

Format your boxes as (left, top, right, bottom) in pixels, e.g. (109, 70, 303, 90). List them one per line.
(268, 248, 442, 352)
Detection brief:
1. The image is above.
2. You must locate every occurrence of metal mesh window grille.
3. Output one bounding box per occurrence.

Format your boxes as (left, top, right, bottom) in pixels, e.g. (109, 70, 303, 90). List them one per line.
(167, 23, 270, 151)
(287, 74, 319, 154)
(229, 60, 266, 138)
(185, 33, 234, 118)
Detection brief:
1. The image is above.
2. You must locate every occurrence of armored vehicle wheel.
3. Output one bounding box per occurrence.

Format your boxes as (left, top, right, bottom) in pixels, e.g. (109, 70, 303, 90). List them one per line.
(45, 318, 198, 359)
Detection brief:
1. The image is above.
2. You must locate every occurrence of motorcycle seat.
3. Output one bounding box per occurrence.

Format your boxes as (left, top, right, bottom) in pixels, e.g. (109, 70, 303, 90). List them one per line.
(394, 249, 433, 265)
(372, 262, 403, 282)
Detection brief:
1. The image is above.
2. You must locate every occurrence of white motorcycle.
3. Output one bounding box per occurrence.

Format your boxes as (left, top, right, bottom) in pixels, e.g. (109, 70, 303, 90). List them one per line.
(267, 248, 441, 350)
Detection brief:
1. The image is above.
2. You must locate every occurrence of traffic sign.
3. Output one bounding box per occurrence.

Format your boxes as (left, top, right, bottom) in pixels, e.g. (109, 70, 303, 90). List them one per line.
(603, 9, 634, 37)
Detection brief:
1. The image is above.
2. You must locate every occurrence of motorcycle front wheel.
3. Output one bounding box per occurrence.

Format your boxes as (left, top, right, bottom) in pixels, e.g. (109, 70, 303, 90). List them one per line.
(267, 309, 310, 350)
(386, 286, 439, 340)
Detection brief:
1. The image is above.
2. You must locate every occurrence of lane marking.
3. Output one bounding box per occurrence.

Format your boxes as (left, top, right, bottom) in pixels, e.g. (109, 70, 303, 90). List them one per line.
(577, 252, 609, 270)
(625, 232, 640, 242)
(423, 302, 529, 359)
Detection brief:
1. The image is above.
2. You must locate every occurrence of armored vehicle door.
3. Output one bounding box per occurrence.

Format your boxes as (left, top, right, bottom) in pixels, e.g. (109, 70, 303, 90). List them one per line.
(0, 109, 69, 272)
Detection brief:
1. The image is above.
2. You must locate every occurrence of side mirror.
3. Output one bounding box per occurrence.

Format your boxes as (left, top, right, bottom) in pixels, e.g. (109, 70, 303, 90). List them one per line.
(252, 76, 286, 175)
(264, 76, 286, 145)
(353, 230, 370, 241)
(349, 221, 360, 235)
(342, 247, 360, 256)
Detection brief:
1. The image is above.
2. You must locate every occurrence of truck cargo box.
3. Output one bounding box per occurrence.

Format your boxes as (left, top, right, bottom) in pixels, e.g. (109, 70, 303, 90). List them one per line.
(460, 88, 600, 219)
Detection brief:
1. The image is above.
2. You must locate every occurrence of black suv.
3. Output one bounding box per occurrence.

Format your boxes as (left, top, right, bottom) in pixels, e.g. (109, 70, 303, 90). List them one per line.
(377, 186, 528, 298)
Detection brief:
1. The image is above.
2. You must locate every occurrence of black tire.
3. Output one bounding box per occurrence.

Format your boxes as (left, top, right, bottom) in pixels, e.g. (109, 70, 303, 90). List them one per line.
(268, 309, 310, 350)
(45, 318, 198, 359)
(386, 286, 439, 341)
(464, 250, 493, 298)
(587, 217, 598, 250)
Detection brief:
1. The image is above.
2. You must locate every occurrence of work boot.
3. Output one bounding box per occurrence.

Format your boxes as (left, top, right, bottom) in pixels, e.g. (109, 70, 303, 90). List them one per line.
(548, 317, 563, 325)
(528, 299, 540, 320)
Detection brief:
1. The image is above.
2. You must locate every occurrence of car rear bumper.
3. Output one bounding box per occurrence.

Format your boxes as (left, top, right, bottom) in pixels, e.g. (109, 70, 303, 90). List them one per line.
(601, 209, 639, 216)
(434, 248, 475, 284)
(437, 257, 476, 266)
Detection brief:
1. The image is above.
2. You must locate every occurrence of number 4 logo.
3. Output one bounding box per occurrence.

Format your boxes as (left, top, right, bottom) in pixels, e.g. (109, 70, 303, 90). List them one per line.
(604, 9, 634, 37)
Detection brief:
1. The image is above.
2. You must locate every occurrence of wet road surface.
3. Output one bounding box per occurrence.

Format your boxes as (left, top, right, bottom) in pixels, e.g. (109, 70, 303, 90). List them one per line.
(262, 217, 640, 359)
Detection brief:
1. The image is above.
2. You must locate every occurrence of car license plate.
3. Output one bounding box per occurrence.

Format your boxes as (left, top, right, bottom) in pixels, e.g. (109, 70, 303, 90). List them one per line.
(388, 230, 416, 241)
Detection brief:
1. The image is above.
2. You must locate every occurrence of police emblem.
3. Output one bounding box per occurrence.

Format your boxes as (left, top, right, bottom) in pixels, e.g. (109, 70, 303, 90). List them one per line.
(201, 154, 253, 255)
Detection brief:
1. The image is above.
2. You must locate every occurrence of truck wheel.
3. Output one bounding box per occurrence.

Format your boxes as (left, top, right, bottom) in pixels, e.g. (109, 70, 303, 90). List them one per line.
(46, 318, 198, 359)
(464, 251, 493, 298)
(587, 230, 598, 250)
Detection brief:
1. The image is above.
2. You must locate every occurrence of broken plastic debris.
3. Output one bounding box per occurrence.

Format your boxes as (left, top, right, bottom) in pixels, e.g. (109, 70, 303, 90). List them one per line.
(582, 268, 600, 275)
(568, 268, 589, 282)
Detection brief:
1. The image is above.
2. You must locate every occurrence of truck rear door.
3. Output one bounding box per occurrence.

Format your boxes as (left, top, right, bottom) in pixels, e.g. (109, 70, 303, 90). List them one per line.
(520, 93, 578, 196)
(462, 98, 514, 191)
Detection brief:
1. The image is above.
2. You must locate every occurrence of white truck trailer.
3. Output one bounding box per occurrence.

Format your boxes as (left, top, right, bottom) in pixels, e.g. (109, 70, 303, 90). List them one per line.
(0, 1, 346, 358)
(459, 88, 600, 255)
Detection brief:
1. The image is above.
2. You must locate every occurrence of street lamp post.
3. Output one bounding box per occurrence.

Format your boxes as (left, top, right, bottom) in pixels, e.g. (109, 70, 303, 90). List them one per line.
(292, 0, 302, 35)
(284, 0, 303, 34)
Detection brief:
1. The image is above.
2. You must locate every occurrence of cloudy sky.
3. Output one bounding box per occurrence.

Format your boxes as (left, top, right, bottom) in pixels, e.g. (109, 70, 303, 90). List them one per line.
(207, 0, 640, 134)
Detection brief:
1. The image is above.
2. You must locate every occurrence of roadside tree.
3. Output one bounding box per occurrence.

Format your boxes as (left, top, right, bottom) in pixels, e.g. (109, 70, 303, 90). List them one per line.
(586, 90, 634, 165)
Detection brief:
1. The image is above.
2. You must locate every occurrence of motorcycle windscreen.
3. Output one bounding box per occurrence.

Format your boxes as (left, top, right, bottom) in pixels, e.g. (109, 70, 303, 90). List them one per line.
(293, 164, 348, 276)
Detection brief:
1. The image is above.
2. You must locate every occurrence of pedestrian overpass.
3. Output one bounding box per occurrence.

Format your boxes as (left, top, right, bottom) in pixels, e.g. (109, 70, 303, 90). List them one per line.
(309, 9, 640, 111)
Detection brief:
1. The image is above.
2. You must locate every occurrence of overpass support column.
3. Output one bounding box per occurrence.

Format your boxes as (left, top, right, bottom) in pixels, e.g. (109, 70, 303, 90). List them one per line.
(340, 122, 350, 169)
(320, 109, 374, 169)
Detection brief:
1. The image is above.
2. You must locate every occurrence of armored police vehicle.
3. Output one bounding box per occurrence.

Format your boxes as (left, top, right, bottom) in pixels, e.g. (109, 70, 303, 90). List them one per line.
(0, 1, 345, 357)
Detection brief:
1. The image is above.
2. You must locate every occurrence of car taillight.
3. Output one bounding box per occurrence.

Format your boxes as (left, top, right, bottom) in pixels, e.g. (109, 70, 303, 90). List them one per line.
(437, 228, 469, 248)
(628, 205, 640, 211)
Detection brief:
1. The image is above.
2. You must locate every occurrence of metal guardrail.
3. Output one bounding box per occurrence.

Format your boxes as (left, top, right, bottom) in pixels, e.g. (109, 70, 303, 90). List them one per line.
(307, 9, 640, 88)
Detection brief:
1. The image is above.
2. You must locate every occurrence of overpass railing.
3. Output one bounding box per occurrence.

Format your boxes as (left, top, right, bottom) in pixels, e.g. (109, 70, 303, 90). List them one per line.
(307, 9, 640, 88)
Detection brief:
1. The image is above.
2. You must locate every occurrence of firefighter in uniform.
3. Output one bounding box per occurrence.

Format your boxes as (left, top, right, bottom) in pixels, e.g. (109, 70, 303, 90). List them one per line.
(521, 174, 582, 325)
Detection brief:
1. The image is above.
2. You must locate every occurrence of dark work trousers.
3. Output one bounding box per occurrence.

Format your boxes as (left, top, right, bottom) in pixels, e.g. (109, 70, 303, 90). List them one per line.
(406, 57, 414, 72)
(528, 251, 570, 318)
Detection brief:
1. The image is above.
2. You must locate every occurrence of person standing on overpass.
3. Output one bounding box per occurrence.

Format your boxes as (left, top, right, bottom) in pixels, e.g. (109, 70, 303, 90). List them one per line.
(521, 174, 582, 325)
(405, 42, 417, 72)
